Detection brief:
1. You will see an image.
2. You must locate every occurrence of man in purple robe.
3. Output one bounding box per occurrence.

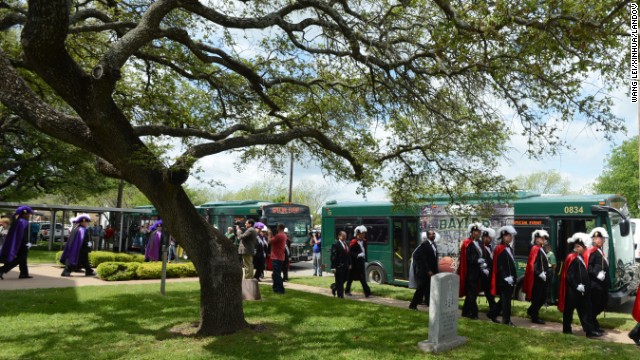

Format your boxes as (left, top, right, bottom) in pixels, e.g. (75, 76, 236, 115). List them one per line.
(145, 220, 163, 262)
(0, 206, 34, 279)
(61, 214, 96, 277)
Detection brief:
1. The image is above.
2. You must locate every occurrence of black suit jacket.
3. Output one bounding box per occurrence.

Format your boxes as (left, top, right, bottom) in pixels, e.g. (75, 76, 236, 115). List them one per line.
(588, 249, 610, 291)
(331, 240, 351, 271)
(425, 240, 439, 275)
(497, 246, 517, 290)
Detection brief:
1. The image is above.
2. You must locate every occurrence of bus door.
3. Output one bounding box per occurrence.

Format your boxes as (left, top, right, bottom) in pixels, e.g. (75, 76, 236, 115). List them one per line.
(554, 217, 595, 263)
(391, 217, 418, 281)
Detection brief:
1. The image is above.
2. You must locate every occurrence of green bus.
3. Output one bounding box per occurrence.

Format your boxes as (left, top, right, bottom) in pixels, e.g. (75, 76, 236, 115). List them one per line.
(321, 193, 638, 307)
(198, 200, 313, 262)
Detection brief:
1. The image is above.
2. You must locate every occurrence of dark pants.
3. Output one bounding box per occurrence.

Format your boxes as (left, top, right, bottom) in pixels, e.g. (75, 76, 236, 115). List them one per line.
(62, 249, 92, 275)
(629, 323, 640, 341)
(271, 259, 285, 293)
(563, 290, 595, 334)
(253, 256, 265, 280)
(527, 278, 548, 320)
(334, 267, 348, 298)
(283, 258, 289, 281)
(494, 284, 514, 324)
(481, 274, 497, 315)
(410, 277, 430, 308)
(591, 288, 608, 329)
(462, 279, 479, 318)
(0, 245, 29, 277)
(346, 268, 371, 297)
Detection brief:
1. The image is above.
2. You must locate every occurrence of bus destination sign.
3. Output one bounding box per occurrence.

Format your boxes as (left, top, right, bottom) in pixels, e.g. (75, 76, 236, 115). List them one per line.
(265, 206, 305, 215)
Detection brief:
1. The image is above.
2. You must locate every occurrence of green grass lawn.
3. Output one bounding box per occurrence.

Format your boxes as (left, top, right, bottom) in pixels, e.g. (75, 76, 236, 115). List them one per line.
(0, 282, 637, 359)
(28, 246, 63, 264)
(288, 275, 638, 331)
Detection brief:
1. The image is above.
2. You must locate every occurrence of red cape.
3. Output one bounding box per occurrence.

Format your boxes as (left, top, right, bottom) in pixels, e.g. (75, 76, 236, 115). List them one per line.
(558, 253, 580, 312)
(522, 245, 541, 301)
(457, 238, 473, 297)
(633, 283, 640, 323)
(490, 244, 507, 296)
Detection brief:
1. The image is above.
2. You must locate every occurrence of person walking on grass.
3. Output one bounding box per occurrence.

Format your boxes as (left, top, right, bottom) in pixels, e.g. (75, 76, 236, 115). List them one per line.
(345, 225, 371, 297)
(268, 223, 287, 294)
(558, 232, 602, 338)
(523, 229, 551, 324)
(490, 226, 518, 327)
(330, 231, 351, 298)
(0, 206, 34, 280)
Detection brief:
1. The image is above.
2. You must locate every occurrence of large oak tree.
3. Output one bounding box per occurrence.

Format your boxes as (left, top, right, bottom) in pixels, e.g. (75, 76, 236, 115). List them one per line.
(0, 0, 630, 335)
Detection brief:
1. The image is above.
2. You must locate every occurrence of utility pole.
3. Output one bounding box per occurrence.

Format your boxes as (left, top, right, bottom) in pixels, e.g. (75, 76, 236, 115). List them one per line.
(288, 152, 294, 203)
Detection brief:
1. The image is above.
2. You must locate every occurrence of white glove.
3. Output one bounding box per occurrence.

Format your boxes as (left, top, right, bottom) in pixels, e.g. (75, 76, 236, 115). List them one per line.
(478, 258, 486, 265)
(482, 269, 490, 276)
(504, 276, 514, 285)
(597, 271, 606, 281)
(87, 241, 93, 248)
(577, 284, 585, 293)
(357, 253, 365, 259)
(539, 272, 547, 281)
(26, 243, 32, 249)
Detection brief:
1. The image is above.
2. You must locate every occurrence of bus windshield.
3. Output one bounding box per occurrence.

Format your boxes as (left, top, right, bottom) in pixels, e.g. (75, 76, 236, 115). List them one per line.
(605, 212, 635, 289)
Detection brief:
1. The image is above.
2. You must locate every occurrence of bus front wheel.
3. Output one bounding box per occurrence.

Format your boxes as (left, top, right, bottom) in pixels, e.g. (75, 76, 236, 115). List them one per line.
(367, 264, 385, 285)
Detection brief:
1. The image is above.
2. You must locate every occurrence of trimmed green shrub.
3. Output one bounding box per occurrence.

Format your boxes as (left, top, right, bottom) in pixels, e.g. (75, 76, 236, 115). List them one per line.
(96, 262, 141, 281)
(97, 261, 197, 281)
(55, 251, 146, 267)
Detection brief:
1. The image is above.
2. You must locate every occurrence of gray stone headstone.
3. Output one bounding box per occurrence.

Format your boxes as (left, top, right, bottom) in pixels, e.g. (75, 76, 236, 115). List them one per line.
(417, 273, 467, 354)
(242, 278, 261, 301)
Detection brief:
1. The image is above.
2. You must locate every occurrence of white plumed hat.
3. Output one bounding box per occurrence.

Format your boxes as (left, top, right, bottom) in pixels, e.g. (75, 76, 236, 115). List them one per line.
(481, 227, 496, 240)
(497, 225, 517, 241)
(589, 227, 609, 239)
(531, 229, 550, 245)
(568, 232, 591, 248)
(354, 225, 367, 236)
(468, 222, 482, 234)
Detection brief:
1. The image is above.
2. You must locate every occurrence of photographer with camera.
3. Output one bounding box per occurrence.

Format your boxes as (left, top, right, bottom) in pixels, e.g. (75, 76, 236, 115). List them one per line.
(236, 219, 257, 279)
(310, 229, 322, 276)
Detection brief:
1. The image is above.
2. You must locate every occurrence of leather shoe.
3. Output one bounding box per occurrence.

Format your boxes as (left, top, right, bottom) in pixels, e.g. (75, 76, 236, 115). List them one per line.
(85, 271, 96, 277)
(563, 331, 573, 335)
(61, 272, 71, 277)
(345, 292, 352, 296)
(19, 275, 33, 279)
(586, 331, 603, 338)
(503, 322, 516, 327)
(0, 271, 4, 280)
(487, 315, 500, 323)
(531, 318, 546, 324)
(409, 306, 418, 311)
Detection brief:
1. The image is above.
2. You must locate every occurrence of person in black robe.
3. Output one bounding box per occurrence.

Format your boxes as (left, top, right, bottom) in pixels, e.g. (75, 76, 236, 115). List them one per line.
(587, 227, 611, 333)
(461, 223, 483, 319)
(492, 226, 517, 326)
(0, 206, 34, 279)
(409, 230, 439, 309)
(330, 231, 351, 298)
(480, 228, 498, 322)
(524, 229, 551, 324)
(346, 225, 371, 297)
(559, 232, 601, 338)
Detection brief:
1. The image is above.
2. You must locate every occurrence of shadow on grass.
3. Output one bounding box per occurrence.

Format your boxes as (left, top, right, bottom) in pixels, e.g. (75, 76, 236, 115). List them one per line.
(0, 283, 637, 359)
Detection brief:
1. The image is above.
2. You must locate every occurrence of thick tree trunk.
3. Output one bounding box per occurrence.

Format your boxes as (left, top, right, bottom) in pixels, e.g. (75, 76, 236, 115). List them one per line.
(142, 183, 249, 335)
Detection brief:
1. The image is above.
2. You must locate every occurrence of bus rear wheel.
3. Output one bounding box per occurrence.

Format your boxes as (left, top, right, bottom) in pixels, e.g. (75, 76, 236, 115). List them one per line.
(367, 264, 385, 285)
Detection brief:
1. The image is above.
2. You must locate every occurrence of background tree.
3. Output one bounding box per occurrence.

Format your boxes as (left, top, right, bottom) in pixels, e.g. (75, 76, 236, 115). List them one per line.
(512, 170, 572, 195)
(0, 107, 115, 202)
(0, 1, 630, 335)
(594, 136, 639, 217)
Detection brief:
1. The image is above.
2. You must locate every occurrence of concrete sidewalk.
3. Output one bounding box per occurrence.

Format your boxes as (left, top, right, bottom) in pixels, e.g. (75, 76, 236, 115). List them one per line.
(1, 264, 637, 347)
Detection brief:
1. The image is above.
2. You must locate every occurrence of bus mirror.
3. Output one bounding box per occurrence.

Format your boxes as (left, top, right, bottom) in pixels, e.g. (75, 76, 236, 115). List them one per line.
(619, 219, 630, 237)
